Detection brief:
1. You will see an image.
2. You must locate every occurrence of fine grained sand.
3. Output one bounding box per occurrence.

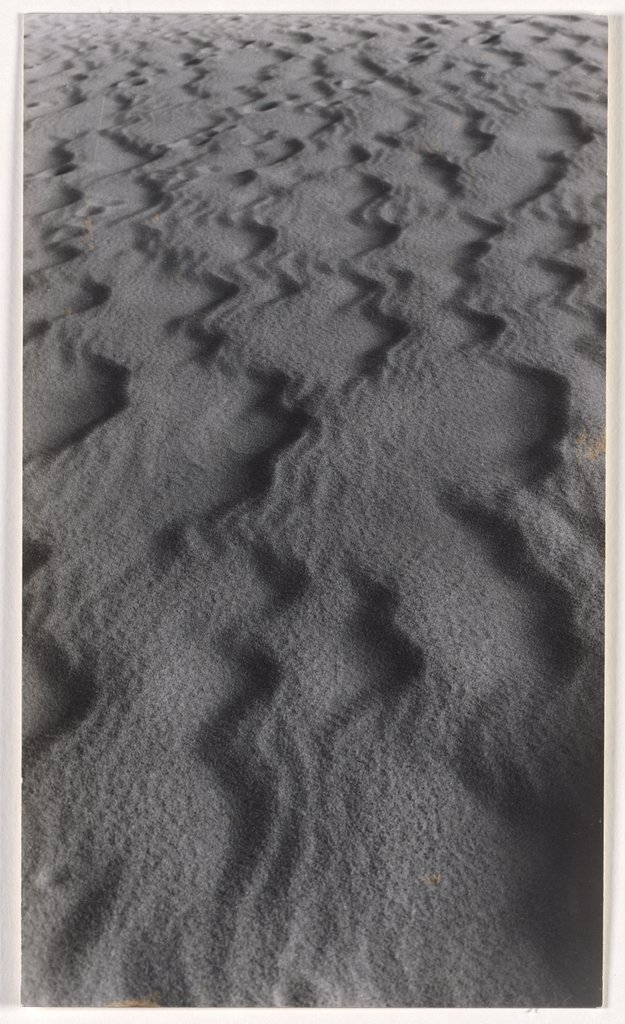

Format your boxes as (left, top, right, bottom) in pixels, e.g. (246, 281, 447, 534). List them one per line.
(22, 13, 606, 1008)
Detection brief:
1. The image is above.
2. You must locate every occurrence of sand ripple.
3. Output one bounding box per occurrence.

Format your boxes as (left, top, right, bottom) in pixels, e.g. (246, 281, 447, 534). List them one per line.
(22, 13, 606, 1008)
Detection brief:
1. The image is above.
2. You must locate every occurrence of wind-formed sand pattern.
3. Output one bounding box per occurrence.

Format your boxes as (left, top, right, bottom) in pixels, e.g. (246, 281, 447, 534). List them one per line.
(22, 13, 606, 1008)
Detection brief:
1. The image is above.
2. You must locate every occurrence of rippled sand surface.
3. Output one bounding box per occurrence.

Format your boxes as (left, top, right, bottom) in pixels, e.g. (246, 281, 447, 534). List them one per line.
(22, 13, 606, 1007)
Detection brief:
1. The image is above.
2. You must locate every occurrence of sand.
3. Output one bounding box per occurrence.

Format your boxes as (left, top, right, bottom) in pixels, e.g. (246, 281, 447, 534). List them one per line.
(22, 12, 607, 1008)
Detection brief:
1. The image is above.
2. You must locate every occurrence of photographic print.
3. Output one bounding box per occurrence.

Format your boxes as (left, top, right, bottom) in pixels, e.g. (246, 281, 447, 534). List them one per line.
(22, 11, 607, 1008)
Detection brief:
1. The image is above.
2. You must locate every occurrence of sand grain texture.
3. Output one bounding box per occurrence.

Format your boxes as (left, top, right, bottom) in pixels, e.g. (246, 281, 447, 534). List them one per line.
(22, 13, 606, 1008)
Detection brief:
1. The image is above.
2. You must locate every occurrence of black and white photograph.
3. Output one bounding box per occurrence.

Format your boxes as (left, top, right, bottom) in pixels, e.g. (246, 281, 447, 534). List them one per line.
(21, 7, 608, 1009)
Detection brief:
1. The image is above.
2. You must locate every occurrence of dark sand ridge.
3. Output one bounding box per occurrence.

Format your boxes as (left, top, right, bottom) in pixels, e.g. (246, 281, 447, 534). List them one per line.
(22, 13, 606, 1007)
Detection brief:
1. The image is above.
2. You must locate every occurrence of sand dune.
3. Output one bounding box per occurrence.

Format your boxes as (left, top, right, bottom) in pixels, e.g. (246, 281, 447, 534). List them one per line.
(22, 13, 606, 1007)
